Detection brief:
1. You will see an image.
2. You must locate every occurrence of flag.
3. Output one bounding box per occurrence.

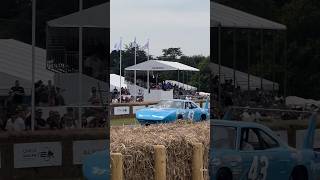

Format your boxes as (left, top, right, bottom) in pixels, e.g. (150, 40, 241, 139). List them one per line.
(141, 40, 149, 50)
(113, 43, 118, 50)
(113, 38, 122, 51)
(133, 37, 137, 48)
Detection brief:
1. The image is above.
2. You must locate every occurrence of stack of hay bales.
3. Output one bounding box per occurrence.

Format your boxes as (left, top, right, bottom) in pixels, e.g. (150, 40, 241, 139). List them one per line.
(110, 121, 210, 180)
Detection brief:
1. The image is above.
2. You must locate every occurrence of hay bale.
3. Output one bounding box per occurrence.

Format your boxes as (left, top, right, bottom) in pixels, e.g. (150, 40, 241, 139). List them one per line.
(110, 122, 210, 180)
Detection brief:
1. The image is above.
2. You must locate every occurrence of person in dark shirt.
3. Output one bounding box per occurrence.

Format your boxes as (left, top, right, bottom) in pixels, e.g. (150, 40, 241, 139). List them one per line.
(9, 80, 25, 104)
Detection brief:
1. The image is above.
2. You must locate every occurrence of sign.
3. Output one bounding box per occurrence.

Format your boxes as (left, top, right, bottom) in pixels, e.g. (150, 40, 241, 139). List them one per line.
(296, 129, 320, 149)
(73, 140, 108, 165)
(14, 142, 62, 168)
(114, 106, 130, 115)
(275, 130, 288, 144)
(132, 106, 146, 114)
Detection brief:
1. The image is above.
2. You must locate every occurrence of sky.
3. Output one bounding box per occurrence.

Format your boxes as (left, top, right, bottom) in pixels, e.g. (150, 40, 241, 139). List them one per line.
(110, 0, 210, 57)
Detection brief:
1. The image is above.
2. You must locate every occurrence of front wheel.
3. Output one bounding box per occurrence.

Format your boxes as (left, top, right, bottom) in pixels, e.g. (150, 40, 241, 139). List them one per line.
(200, 114, 207, 121)
(216, 168, 232, 180)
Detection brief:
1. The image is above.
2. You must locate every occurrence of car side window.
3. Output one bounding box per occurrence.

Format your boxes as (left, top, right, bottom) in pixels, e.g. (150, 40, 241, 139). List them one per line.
(241, 128, 259, 151)
(240, 128, 279, 151)
(258, 130, 279, 149)
(190, 102, 198, 109)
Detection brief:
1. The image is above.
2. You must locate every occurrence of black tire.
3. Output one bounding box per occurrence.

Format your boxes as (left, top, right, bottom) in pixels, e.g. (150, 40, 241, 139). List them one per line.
(216, 168, 232, 180)
(290, 166, 308, 180)
(177, 114, 183, 120)
(201, 114, 207, 121)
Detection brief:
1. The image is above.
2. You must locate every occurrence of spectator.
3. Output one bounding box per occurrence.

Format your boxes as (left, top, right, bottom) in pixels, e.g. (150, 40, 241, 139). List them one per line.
(61, 108, 76, 129)
(88, 87, 100, 105)
(55, 88, 65, 106)
(47, 111, 61, 130)
(35, 109, 47, 130)
(47, 80, 56, 106)
(9, 80, 25, 105)
(5, 111, 25, 131)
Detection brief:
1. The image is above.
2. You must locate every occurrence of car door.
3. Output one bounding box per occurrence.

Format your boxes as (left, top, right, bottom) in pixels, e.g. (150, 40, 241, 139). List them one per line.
(238, 127, 288, 180)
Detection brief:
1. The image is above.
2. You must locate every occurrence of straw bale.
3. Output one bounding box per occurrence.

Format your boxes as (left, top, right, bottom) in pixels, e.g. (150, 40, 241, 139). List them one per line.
(110, 121, 210, 180)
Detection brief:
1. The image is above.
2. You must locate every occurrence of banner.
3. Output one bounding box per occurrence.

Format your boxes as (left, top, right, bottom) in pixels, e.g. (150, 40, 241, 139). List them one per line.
(114, 106, 130, 115)
(14, 142, 62, 168)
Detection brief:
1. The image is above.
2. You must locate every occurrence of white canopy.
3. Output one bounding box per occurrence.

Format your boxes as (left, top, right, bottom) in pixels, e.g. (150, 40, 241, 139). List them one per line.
(165, 80, 197, 91)
(125, 60, 199, 72)
(47, 3, 109, 28)
(211, 2, 286, 30)
(110, 74, 127, 91)
(286, 96, 320, 107)
(208, 63, 279, 91)
(0, 39, 54, 95)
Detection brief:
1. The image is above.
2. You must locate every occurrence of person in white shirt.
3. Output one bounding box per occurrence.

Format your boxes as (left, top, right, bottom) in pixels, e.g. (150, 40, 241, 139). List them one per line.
(6, 113, 25, 131)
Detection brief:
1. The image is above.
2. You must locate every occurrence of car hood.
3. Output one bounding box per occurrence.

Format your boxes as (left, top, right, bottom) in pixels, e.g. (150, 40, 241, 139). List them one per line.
(136, 108, 177, 120)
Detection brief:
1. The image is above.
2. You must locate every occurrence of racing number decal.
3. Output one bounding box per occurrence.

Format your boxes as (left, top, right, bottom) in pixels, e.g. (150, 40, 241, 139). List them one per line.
(248, 156, 269, 180)
(188, 111, 194, 120)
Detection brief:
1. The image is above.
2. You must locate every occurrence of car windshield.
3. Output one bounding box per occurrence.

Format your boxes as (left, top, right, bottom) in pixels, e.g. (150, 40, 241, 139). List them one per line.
(211, 125, 237, 150)
(155, 100, 184, 109)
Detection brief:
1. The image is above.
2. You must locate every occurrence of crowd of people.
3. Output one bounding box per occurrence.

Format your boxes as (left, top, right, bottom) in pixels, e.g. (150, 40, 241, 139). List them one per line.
(111, 87, 132, 103)
(1, 106, 107, 132)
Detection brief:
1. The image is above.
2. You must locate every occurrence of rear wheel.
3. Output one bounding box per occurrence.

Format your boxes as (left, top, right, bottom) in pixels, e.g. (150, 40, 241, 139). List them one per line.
(216, 168, 232, 180)
(290, 166, 308, 180)
(177, 114, 183, 120)
(201, 114, 207, 121)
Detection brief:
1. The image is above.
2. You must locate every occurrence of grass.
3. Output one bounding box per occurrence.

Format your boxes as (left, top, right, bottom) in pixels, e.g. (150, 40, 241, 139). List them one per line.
(111, 117, 138, 126)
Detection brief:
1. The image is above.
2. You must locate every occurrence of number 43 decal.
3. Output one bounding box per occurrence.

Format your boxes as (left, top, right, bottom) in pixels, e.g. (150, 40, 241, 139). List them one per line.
(248, 156, 269, 180)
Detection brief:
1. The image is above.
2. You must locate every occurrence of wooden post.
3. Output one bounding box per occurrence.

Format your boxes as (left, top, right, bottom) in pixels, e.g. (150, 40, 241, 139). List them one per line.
(192, 143, 204, 180)
(111, 153, 123, 180)
(154, 145, 166, 180)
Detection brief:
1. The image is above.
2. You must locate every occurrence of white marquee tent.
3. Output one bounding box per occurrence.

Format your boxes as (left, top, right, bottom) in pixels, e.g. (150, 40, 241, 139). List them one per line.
(125, 60, 199, 71)
(0, 39, 54, 95)
(110, 74, 127, 91)
(165, 80, 197, 91)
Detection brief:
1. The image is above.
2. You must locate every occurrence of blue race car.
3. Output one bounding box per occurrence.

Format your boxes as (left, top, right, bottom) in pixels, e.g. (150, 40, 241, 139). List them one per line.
(136, 99, 209, 125)
(209, 113, 320, 180)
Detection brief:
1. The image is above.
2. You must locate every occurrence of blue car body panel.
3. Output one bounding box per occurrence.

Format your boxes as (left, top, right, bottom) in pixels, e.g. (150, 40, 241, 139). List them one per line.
(136, 99, 209, 125)
(82, 150, 109, 180)
(210, 113, 320, 180)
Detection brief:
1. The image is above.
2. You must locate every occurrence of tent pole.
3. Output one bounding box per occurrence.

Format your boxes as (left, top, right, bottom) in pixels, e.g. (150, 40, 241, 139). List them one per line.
(134, 38, 137, 102)
(31, 0, 36, 131)
(233, 29, 236, 93)
(119, 37, 122, 103)
(77, 0, 83, 128)
(147, 70, 149, 93)
(247, 29, 251, 103)
(284, 31, 288, 104)
(218, 25, 222, 108)
(260, 29, 264, 90)
(272, 31, 276, 94)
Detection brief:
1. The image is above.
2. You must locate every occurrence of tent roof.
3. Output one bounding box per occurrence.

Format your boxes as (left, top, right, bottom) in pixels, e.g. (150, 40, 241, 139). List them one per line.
(48, 3, 109, 28)
(125, 60, 199, 72)
(110, 74, 127, 90)
(165, 80, 197, 91)
(208, 63, 279, 91)
(0, 39, 54, 85)
(211, 2, 286, 30)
